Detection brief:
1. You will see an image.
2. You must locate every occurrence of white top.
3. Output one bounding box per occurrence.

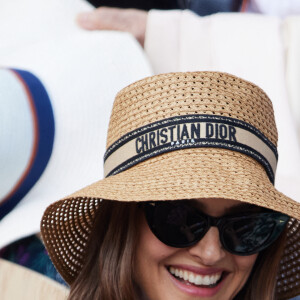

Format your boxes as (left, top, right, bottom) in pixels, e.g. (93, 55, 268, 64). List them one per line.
(144, 9, 300, 202)
(247, 0, 300, 17)
(0, 0, 153, 249)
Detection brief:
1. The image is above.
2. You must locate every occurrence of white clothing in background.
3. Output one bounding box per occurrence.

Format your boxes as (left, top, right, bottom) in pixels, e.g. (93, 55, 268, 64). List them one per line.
(145, 10, 300, 202)
(247, 0, 300, 17)
(0, 0, 153, 248)
(284, 16, 300, 139)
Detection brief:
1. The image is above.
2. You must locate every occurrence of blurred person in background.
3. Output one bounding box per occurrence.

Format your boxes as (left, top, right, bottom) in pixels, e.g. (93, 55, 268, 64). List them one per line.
(0, 0, 151, 297)
(76, 1, 300, 136)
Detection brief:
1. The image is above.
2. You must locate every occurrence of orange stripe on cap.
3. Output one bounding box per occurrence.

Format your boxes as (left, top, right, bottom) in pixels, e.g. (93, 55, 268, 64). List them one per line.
(0, 69, 54, 220)
(0, 70, 39, 204)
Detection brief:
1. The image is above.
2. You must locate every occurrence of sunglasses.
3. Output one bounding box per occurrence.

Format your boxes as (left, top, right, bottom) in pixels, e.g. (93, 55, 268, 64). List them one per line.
(144, 201, 289, 256)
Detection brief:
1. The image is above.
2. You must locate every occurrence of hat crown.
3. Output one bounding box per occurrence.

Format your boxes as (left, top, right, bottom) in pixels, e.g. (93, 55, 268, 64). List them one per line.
(106, 72, 277, 150)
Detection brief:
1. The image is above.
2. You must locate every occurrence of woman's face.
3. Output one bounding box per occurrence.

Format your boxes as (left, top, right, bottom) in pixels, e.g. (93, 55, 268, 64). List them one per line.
(134, 198, 258, 300)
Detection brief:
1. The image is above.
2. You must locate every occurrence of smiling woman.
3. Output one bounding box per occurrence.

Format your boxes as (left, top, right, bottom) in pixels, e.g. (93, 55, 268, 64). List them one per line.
(40, 72, 300, 300)
(135, 199, 288, 300)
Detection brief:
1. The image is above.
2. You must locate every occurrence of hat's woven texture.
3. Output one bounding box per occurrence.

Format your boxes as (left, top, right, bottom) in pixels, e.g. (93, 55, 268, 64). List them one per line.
(41, 72, 300, 299)
(107, 71, 277, 147)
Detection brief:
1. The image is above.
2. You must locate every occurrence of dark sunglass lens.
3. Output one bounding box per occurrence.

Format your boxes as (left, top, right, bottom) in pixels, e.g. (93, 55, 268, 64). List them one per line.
(144, 202, 208, 248)
(222, 213, 289, 255)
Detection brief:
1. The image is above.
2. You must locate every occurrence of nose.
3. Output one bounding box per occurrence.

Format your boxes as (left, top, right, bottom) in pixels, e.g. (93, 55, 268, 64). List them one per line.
(188, 227, 226, 265)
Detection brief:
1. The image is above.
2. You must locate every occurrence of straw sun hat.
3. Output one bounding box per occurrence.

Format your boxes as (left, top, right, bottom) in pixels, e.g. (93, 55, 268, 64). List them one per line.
(41, 71, 300, 299)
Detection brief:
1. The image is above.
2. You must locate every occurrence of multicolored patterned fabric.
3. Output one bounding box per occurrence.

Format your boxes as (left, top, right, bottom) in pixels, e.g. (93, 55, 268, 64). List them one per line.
(0, 234, 66, 286)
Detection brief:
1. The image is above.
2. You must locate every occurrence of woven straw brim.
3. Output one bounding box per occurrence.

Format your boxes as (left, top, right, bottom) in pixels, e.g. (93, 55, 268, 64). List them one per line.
(41, 148, 300, 299)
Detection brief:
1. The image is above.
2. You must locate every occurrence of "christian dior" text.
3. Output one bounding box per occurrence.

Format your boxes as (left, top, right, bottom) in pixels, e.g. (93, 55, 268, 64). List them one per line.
(135, 122, 237, 153)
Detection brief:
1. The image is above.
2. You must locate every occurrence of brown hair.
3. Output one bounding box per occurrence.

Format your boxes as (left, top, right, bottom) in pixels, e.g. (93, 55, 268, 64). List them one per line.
(235, 226, 287, 300)
(67, 200, 140, 300)
(67, 201, 288, 300)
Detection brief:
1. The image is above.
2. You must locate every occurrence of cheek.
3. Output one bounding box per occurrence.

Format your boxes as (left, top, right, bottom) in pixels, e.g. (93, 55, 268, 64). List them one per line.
(222, 253, 258, 299)
(233, 254, 258, 271)
(134, 215, 177, 296)
(232, 253, 258, 282)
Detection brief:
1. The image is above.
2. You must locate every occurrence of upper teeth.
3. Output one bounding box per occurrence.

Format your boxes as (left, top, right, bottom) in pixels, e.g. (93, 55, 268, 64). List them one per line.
(169, 267, 222, 286)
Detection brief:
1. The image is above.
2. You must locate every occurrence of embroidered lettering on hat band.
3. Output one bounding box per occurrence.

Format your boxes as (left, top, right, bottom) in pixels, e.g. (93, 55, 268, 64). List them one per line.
(103, 115, 278, 183)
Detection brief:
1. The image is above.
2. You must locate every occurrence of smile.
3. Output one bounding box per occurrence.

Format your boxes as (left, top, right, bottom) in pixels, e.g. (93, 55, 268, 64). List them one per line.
(169, 266, 223, 287)
(166, 265, 228, 297)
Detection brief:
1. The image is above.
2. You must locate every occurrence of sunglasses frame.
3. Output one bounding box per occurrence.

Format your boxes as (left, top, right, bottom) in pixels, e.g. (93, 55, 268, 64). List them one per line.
(144, 201, 289, 256)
